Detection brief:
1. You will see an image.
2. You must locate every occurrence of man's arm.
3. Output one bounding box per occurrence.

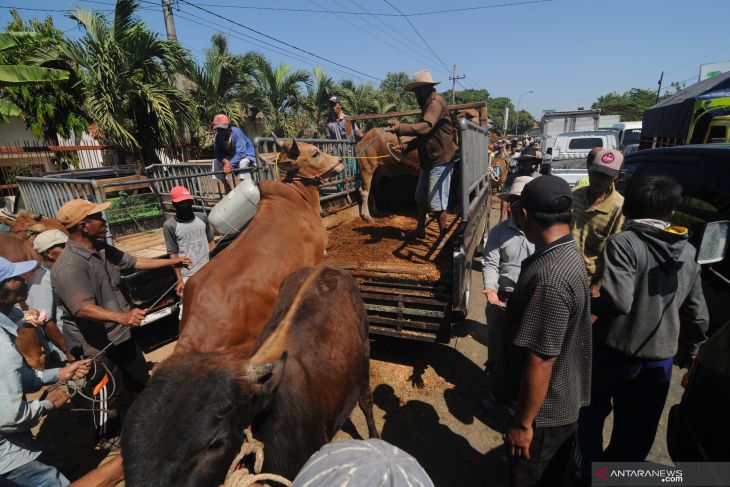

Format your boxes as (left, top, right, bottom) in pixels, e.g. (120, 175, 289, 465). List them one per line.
(396, 99, 441, 136)
(676, 270, 709, 367)
(227, 129, 247, 167)
(506, 351, 556, 459)
(134, 256, 189, 270)
(76, 304, 146, 327)
(592, 237, 636, 318)
(482, 226, 502, 292)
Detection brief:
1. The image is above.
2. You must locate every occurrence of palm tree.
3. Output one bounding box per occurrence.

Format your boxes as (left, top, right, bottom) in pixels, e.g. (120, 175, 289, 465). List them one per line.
(306, 66, 339, 129)
(44, 0, 195, 163)
(340, 81, 379, 115)
(0, 32, 69, 117)
(249, 55, 310, 136)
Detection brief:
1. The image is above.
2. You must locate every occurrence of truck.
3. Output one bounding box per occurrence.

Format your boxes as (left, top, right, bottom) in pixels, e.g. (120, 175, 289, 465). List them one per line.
(540, 109, 601, 154)
(13, 110, 491, 342)
(545, 130, 619, 186)
(640, 71, 730, 149)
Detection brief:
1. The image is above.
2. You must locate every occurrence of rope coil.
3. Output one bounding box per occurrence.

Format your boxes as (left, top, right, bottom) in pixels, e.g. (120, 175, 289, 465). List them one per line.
(223, 428, 292, 487)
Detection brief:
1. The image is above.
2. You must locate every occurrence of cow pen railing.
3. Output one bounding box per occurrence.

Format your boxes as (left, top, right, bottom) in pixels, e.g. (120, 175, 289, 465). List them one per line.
(16, 176, 104, 218)
(457, 118, 491, 222)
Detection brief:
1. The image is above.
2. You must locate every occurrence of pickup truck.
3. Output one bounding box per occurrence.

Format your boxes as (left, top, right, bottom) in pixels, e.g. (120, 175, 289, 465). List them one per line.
(544, 130, 619, 186)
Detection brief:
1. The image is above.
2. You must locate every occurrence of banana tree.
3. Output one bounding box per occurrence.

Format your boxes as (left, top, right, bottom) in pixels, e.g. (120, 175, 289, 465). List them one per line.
(0, 32, 69, 116)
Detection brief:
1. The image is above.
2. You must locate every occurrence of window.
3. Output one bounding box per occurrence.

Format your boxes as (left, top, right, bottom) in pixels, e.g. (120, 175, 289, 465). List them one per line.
(707, 125, 728, 144)
(568, 137, 603, 150)
(622, 129, 642, 147)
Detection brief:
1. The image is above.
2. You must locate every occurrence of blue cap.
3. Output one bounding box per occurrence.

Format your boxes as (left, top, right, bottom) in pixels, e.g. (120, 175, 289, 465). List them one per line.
(0, 256, 37, 282)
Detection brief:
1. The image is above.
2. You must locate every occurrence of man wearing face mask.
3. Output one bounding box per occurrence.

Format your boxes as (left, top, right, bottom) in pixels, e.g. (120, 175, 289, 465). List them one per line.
(51, 199, 191, 450)
(212, 113, 256, 193)
(387, 69, 459, 240)
(162, 186, 215, 318)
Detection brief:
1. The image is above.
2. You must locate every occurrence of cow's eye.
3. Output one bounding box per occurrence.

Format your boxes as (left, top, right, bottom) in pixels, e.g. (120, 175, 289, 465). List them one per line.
(208, 438, 225, 450)
(313, 151, 319, 157)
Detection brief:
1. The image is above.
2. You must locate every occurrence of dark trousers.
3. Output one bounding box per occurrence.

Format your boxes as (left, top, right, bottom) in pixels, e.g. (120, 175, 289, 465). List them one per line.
(509, 422, 576, 487)
(71, 337, 149, 439)
(575, 345, 672, 476)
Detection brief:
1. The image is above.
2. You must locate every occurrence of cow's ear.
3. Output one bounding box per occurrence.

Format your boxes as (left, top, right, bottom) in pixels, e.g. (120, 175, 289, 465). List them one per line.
(288, 139, 300, 160)
(243, 351, 287, 398)
(258, 152, 279, 166)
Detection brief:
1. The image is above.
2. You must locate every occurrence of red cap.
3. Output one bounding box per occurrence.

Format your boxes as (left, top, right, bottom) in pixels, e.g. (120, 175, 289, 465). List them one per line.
(212, 114, 230, 129)
(170, 186, 193, 203)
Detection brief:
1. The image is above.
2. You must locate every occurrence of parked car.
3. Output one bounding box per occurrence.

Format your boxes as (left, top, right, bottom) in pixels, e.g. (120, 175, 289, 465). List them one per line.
(612, 121, 642, 150)
(545, 130, 619, 185)
(619, 144, 730, 465)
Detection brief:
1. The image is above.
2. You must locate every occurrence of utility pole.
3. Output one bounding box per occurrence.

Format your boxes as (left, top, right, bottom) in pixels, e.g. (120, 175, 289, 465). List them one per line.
(503, 106, 509, 134)
(655, 71, 664, 103)
(161, 0, 177, 42)
(449, 65, 466, 104)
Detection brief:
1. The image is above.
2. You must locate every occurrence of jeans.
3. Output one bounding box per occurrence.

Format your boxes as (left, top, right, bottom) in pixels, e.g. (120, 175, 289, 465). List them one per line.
(1, 460, 69, 487)
(213, 158, 253, 181)
(415, 162, 454, 212)
(575, 344, 672, 478)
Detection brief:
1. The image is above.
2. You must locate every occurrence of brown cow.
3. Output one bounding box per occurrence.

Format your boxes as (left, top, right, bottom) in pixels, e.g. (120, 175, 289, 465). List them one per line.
(490, 157, 509, 193)
(173, 138, 344, 355)
(122, 265, 378, 486)
(0, 210, 67, 240)
(355, 127, 420, 222)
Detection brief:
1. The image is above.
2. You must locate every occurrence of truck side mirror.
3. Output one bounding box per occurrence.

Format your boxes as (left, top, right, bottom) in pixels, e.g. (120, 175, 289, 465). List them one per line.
(697, 220, 730, 265)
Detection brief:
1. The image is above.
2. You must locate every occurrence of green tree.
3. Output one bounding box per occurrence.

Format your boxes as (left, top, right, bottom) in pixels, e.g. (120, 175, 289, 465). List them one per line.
(591, 88, 658, 121)
(248, 54, 310, 136)
(44, 0, 196, 163)
(305, 66, 339, 132)
(446, 88, 490, 105)
(1, 12, 85, 139)
(513, 109, 537, 135)
(379, 71, 416, 111)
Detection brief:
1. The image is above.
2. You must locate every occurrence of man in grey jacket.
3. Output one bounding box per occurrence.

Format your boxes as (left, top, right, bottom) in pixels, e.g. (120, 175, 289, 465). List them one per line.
(0, 257, 91, 487)
(576, 175, 709, 474)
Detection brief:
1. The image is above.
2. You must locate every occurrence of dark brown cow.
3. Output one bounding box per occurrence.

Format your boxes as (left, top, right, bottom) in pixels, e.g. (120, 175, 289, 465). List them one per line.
(173, 138, 343, 356)
(122, 265, 378, 486)
(355, 127, 420, 222)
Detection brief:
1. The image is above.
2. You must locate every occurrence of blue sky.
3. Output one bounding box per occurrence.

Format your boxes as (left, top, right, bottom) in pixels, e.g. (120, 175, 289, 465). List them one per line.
(3, 0, 730, 118)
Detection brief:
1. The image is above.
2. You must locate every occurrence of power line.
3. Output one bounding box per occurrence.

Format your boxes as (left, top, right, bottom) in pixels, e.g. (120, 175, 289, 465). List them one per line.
(176, 0, 382, 82)
(173, 9, 372, 83)
(142, 0, 551, 17)
(382, 0, 450, 74)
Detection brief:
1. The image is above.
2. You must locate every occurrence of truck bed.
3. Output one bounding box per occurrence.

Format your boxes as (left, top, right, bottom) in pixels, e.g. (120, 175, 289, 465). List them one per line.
(325, 212, 459, 281)
(114, 229, 169, 258)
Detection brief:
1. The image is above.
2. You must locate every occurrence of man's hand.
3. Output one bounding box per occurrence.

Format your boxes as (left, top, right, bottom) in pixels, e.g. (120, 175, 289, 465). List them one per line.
(64, 351, 77, 364)
(505, 421, 533, 459)
(175, 280, 185, 297)
(119, 308, 147, 327)
(59, 359, 92, 381)
(223, 159, 233, 174)
(483, 288, 507, 309)
(44, 388, 70, 409)
(23, 309, 47, 327)
(355, 129, 364, 138)
(171, 256, 192, 268)
(386, 118, 400, 133)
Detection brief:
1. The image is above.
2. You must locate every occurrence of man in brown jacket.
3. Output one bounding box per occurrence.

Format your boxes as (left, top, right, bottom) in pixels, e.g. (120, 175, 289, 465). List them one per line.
(387, 69, 459, 239)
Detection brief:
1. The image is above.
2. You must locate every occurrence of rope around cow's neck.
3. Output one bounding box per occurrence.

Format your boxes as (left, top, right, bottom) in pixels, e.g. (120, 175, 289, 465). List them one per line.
(223, 427, 292, 487)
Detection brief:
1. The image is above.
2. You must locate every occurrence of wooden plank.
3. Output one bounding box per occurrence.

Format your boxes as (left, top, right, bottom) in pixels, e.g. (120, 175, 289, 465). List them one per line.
(348, 102, 486, 122)
(368, 325, 437, 342)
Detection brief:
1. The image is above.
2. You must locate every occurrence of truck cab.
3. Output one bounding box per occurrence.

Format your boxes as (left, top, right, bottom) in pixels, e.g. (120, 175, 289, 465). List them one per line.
(703, 115, 730, 143)
(612, 121, 642, 150)
(545, 130, 619, 186)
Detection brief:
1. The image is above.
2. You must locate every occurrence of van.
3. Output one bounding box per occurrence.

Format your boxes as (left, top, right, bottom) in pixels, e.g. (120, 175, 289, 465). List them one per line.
(545, 130, 619, 185)
(612, 121, 642, 150)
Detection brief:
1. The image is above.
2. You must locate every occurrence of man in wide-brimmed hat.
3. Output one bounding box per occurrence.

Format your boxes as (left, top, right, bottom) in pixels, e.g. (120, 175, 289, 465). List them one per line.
(386, 69, 458, 239)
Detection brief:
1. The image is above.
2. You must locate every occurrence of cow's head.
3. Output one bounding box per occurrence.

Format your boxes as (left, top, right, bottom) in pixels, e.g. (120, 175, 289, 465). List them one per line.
(260, 134, 343, 182)
(121, 351, 287, 487)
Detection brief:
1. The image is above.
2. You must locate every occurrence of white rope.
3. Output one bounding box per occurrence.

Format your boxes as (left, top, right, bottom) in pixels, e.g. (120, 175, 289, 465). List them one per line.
(223, 428, 292, 487)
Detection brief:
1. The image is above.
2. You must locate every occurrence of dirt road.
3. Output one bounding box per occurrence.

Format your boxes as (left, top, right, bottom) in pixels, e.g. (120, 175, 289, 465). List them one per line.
(34, 202, 684, 486)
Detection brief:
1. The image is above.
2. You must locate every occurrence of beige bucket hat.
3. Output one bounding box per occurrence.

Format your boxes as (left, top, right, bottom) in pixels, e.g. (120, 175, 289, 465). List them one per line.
(404, 69, 441, 92)
(497, 176, 534, 201)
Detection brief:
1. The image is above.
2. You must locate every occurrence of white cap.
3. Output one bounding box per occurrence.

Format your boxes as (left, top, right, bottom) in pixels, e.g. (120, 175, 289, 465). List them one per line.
(497, 176, 534, 201)
(33, 229, 68, 254)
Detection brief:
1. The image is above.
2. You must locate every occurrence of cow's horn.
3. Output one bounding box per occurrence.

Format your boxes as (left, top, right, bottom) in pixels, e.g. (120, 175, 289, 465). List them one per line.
(288, 138, 300, 159)
(242, 363, 274, 384)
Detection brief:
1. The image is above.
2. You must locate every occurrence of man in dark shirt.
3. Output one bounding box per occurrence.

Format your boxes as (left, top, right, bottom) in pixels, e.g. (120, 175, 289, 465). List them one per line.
(491, 176, 592, 487)
(387, 69, 459, 239)
(52, 199, 191, 448)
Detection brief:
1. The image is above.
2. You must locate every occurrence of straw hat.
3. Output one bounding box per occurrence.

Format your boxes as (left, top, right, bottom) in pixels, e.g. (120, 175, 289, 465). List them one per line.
(404, 69, 441, 92)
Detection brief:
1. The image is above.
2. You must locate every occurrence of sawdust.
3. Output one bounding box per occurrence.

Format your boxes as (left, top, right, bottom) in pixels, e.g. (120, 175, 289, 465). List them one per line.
(370, 358, 452, 404)
(325, 212, 459, 281)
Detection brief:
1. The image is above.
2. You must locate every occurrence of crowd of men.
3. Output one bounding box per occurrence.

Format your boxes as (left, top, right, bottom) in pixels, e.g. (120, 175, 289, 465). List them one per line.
(482, 146, 708, 486)
(0, 67, 713, 487)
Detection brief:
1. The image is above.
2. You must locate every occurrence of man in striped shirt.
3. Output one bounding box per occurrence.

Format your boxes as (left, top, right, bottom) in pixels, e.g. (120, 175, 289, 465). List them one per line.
(570, 149, 625, 284)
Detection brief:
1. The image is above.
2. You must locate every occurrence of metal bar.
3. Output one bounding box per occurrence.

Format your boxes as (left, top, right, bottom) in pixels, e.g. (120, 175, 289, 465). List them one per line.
(364, 303, 444, 318)
(367, 315, 442, 332)
(360, 291, 448, 307)
(367, 325, 437, 342)
(348, 102, 487, 122)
